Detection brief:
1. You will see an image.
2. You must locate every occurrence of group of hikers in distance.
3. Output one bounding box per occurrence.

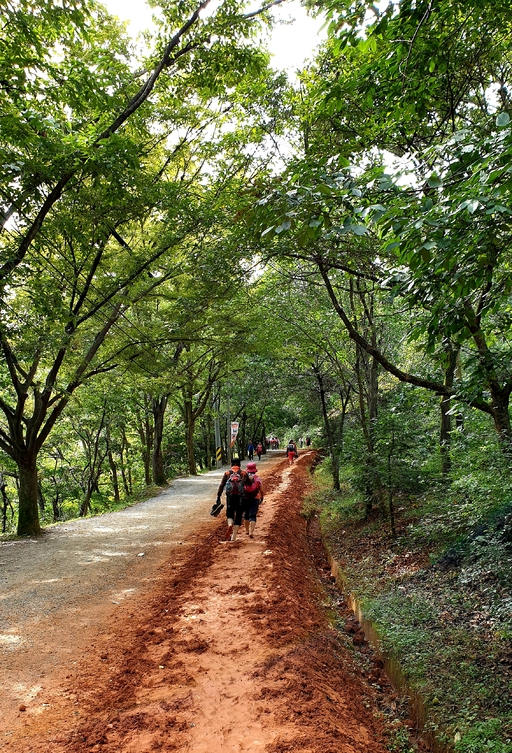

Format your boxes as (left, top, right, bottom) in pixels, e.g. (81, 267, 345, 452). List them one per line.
(246, 440, 264, 460)
(247, 437, 281, 458)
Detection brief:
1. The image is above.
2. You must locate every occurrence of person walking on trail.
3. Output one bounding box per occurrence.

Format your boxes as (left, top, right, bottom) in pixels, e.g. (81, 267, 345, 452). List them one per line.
(256, 441, 263, 460)
(243, 461, 264, 538)
(286, 439, 297, 465)
(247, 441, 255, 461)
(216, 458, 249, 542)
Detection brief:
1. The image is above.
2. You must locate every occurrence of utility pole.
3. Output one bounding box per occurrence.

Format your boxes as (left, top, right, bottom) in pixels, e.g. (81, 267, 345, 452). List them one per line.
(227, 391, 231, 466)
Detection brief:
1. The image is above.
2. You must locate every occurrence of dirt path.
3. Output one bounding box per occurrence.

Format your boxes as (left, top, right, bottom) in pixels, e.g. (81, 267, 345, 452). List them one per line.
(2, 453, 397, 753)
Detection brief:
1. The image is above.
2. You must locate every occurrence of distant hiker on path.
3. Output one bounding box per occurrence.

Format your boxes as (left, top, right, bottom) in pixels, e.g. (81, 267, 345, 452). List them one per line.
(243, 461, 264, 538)
(247, 441, 255, 460)
(256, 442, 263, 460)
(286, 440, 297, 465)
(217, 458, 250, 542)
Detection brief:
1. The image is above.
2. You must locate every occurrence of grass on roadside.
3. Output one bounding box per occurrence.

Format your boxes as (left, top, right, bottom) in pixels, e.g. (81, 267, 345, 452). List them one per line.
(306, 458, 512, 753)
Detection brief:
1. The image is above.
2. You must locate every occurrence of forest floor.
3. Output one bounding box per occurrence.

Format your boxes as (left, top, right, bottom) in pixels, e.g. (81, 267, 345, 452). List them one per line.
(1, 452, 413, 753)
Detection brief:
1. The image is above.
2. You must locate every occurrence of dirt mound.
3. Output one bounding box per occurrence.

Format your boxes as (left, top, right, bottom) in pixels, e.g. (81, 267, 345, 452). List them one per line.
(7, 453, 392, 753)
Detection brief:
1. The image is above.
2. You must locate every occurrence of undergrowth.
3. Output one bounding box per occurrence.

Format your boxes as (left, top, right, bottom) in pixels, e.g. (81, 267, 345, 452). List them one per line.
(309, 457, 512, 753)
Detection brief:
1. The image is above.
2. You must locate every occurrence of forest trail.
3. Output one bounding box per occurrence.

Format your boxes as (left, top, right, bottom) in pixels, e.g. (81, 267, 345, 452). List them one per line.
(2, 452, 393, 753)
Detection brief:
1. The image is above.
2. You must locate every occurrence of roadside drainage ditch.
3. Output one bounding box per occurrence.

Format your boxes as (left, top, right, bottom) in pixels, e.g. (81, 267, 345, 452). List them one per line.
(328, 553, 453, 753)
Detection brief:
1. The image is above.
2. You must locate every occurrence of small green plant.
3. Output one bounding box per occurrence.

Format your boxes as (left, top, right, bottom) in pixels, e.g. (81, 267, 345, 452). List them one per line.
(454, 720, 512, 753)
(386, 722, 415, 753)
(300, 493, 318, 522)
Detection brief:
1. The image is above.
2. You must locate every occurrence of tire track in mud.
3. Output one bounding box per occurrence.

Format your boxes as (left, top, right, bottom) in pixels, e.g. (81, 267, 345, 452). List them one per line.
(8, 453, 390, 753)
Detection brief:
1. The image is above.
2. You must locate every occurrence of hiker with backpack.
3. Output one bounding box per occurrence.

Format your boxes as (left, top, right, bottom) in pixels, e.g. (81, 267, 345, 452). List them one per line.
(256, 441, 263, 460)
(286, 439, 297, 465)
(243, 461, 264, 538)
(216, 458, 250, 542)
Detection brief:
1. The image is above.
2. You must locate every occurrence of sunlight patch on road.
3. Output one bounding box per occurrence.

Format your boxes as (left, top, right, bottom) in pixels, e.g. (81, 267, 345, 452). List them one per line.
(11, 682, 41, 701)
(94, 550, 130, 557)
(111, 588, 137, 602)
(0, 634, 23, 645)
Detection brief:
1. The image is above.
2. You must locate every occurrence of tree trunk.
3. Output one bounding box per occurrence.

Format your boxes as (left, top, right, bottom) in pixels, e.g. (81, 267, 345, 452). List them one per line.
(338, 387, 351, 454)
(51, 490, 61, 522)
(185, 399, 197, 475)
(1, 476, 12, 533)
(440, 397, 452, 475)
(152, 396, 168, 486)
(313, 364, 340, 491)
(79, 487, 92, 517)
(105, 426, 120, 501)
(120, 428, 132, 496)
(440, 346, 457, 475)
(16, 454, 41, 536)
(490, 390, 512, 458)
(135, 407, 153, 486)
(240, 411, 247, 461)
(354, 346, 383, 516)
(37, 482, 45, 514)
(107, 450, 120, 502)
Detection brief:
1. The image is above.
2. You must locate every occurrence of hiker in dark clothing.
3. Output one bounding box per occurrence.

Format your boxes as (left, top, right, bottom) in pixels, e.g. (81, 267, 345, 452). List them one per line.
(216, 458, 250, 541)
(286, 440, 297, 465)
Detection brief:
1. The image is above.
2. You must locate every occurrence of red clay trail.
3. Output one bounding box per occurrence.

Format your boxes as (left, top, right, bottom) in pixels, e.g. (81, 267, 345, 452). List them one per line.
(4, 453, 392, 753)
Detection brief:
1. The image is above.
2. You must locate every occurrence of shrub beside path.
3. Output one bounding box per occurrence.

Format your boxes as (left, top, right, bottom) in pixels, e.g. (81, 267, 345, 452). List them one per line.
(1, 452, 394, 753)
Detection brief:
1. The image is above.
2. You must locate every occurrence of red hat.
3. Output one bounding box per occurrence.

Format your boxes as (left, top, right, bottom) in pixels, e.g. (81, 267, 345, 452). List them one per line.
(246, 462, 257, 473)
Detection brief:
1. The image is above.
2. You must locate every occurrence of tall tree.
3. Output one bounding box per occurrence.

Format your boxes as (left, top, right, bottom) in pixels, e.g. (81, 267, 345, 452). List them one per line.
(0, 0, 285, 534)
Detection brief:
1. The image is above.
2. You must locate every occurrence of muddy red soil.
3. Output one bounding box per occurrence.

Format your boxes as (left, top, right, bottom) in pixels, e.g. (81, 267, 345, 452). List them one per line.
(4, 453, 404, 753)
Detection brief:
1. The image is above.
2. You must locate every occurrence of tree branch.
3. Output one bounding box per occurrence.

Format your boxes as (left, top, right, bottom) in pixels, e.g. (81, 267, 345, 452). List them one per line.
(318, 262, 483, 401)
(240, 0, 286, 19)
(0, 0, 212, 286)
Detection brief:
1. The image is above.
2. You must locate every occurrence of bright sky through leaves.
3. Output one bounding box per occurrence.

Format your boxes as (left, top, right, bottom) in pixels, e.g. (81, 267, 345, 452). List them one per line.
(103, 0, 325, 75)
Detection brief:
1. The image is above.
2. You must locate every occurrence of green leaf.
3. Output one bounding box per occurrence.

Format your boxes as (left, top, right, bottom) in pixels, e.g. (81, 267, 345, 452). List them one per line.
(317, 183, 335, 195)
(496, 112, 510, 127)
(275, 220, 291, 234)
(427, 174, 442, 188)
(348, 224, 367, 236)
